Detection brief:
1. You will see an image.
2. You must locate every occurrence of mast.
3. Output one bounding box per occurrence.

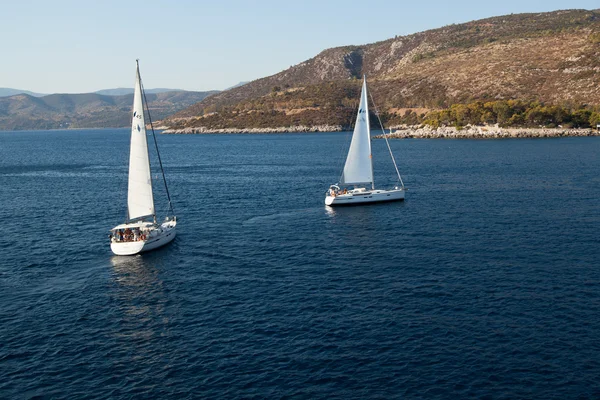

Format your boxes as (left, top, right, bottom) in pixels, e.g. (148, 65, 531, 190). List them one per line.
(138, 60, 175, 218)
(365, 76, 375, 190)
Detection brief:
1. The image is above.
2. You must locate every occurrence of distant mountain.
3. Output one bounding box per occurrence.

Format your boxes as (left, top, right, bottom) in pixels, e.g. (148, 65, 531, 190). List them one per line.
(93, 88, 136, 96)
(225, 82, 249, 90)
(94, 88, 186, 96)
(0, 87, 196, 98)
(0, 90, 219, 131)
(165, 9, 600, 131)
(0, 88, 46, 98)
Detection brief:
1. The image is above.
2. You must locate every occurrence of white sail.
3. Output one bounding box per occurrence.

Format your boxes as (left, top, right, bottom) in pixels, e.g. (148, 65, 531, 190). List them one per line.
(341, 77, 373, 186)
(127, 62, 154, 220)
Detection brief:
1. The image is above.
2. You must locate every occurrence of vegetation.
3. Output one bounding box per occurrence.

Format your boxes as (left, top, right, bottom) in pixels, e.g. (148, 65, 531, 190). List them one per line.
(168, 81, 362, 130)
(391, 100, 600, 129)
(170, 92, 600, 132)
(589, 31, 600, 43)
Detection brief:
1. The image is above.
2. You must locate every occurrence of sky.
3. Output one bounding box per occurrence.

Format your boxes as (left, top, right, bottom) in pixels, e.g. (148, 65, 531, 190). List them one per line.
(1, 0, 598, 93)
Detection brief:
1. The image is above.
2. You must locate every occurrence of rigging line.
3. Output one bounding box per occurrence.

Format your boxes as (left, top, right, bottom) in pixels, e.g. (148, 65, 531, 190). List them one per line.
(368, 88, 405, 188)
(159, 199, 171, 221)
(138, 63, 175, 216)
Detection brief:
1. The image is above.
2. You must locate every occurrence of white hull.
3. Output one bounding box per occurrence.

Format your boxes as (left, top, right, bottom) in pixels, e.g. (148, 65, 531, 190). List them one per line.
(325, 188, 405, 206)
(111, 220, 177, 256)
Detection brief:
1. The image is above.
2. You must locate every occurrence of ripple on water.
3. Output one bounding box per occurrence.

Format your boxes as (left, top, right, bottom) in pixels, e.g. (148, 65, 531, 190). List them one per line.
(0, 131, 599, 398)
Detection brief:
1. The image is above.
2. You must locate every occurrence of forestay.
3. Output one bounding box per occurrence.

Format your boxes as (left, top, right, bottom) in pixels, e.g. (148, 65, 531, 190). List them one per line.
(341, 77, 374, 186)
(127, 64, 155, 221)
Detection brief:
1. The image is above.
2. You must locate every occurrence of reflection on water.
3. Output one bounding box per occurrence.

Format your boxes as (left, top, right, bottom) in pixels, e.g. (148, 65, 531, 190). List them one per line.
(324, 205, 337, 218)
(109, 254, 171, 344)
(111, 255, 164, 290)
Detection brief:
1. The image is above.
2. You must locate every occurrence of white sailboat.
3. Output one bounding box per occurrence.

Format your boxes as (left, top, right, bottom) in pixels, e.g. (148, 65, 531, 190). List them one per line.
(325, 76, 405, 206)
(110, 60, 177, 255)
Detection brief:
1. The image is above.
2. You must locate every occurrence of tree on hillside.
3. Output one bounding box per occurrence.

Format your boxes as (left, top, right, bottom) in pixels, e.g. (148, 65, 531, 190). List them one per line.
(590, 112, 600, 129)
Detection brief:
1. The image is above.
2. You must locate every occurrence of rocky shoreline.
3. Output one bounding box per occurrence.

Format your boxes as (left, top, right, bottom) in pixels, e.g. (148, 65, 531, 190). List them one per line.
(378, 125, 600, 139)
(162, 125, 343, 134)
(161, 124, 600, 138)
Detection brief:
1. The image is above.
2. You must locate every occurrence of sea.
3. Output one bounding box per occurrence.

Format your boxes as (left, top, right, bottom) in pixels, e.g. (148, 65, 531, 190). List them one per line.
(1, 128, 599, 399)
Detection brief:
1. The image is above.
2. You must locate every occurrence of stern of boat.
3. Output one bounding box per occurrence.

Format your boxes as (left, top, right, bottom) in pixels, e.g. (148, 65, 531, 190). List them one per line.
(111, 241, 145, 256)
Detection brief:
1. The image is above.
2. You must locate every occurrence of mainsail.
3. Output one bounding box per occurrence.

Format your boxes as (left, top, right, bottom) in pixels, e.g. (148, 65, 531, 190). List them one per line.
(341, 76, 374, 186)
(127, 62, 155, 220)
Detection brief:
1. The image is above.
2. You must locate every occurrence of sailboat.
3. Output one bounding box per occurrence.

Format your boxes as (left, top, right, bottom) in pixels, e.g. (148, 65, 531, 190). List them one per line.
(325, 76, 405, 206)
(109, 60, 177, 255)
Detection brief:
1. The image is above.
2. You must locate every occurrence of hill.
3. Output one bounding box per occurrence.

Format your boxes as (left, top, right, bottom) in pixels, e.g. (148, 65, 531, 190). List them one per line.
(0, 88, 46, 98)
(94, 88, 186, 96)
(0, 90, 218, 131)
(0, 87, 187, 98)
(164, 9, 600, 132)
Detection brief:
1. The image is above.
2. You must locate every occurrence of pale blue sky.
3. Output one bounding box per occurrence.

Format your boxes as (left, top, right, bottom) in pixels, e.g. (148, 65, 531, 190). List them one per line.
(1, 0, 598, 93)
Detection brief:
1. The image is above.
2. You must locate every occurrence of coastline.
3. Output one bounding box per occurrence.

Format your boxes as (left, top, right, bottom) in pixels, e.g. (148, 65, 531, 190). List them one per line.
(161, 124, 600, 138)
(161, 125, 343, 134)
(378, 126, 600, 139)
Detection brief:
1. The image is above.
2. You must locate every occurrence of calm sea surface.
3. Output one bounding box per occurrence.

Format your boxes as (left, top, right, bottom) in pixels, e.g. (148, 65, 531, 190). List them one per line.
(1, 129, 599, 398)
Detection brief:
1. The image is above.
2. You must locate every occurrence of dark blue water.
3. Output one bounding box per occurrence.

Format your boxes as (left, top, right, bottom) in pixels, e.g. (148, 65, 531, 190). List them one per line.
(1, 129, 599, 398)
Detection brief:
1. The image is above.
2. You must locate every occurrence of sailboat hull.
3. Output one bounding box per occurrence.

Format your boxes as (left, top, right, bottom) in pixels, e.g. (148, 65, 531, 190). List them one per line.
(325, 188, 405, 206)
(110, 221, 177, 256)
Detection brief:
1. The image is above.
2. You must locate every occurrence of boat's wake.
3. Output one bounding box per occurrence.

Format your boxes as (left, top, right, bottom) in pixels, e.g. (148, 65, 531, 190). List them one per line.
(242, 208, 322, 225)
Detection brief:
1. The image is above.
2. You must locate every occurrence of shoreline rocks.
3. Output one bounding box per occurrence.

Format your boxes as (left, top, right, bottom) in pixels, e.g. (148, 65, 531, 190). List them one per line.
(161, 124, 600, 138)
(378, 125, 600, 139)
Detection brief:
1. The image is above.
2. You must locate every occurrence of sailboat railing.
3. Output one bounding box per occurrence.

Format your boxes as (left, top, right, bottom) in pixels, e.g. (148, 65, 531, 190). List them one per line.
(368, 90, 405, 189)
(138, 67, 175, 218)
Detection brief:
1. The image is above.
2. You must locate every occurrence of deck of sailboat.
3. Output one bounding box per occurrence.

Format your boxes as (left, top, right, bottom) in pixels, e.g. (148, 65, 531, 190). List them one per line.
(111, 221, 156, 230)
(325, 188, 405, 206)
